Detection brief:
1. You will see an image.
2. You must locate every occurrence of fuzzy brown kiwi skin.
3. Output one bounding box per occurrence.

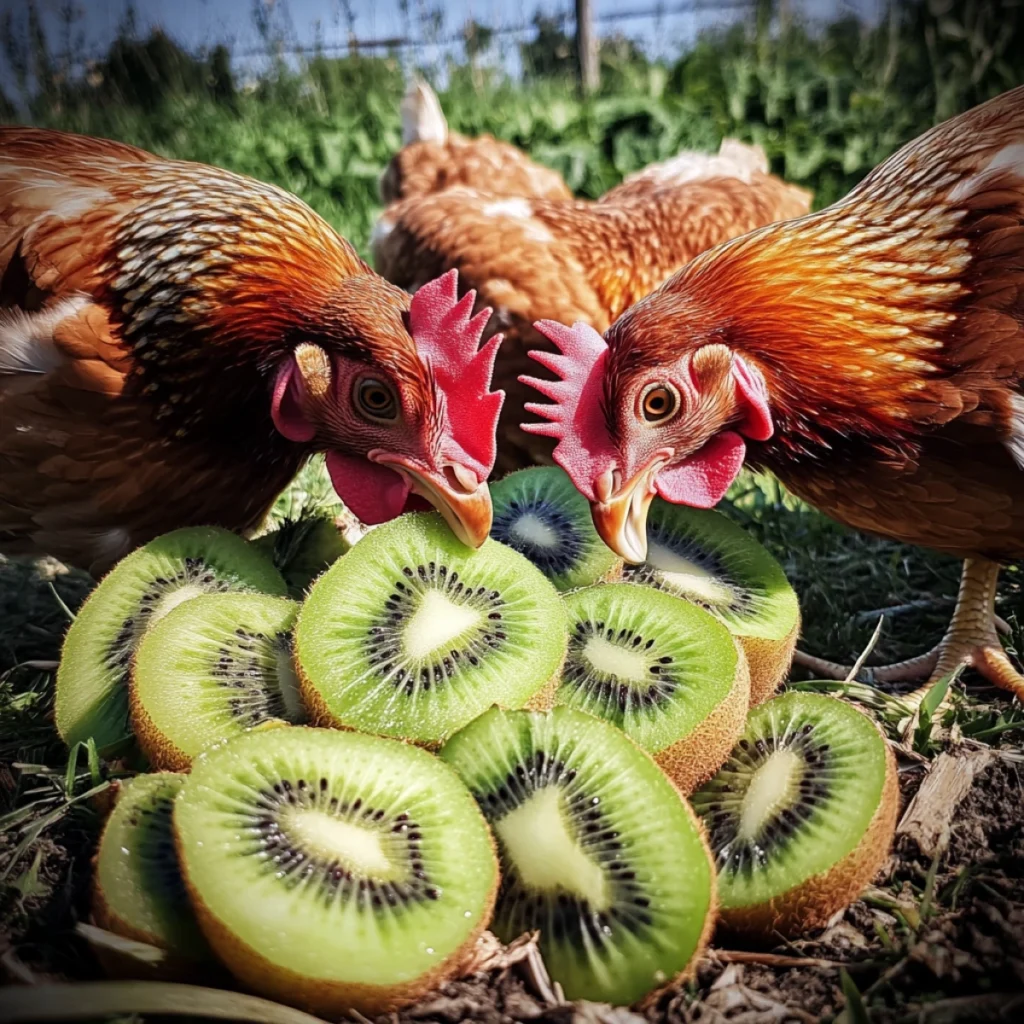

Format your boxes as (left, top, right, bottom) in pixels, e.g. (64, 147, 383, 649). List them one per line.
(717, 729, 899, 943)
(742, 615, 801, 706)
(297, 656, 567, 748)
(653, 641, 751, 795)
(173, 797, 500, 1017)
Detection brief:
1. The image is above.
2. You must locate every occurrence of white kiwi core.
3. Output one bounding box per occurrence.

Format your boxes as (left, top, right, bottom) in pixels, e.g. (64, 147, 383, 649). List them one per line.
(737, 748, 802, 841)
(510, 513, 559, 549)
(647, 541, 733, 605)
(285, 808, 393, 877)
(584, 634, 649, 683)
(152, 584, 207, 625)
(403, 590, 482, 661)
(495, 786, 609, 909)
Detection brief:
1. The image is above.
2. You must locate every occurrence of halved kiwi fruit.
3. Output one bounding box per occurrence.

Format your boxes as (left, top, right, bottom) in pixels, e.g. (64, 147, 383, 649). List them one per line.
(623, 501, 800, 704)
(441, 706, 716, 1007)
(131, 593, 305, 770)
(174, 725, 498, 1017)
(91, 773, 213, 978)
(557, 582, 749, 793)
(490, 467, 622, 591)
(691, 691, 898, 940)
(252, 512, 350, 597)
(56, 527, 287, 754)
(296, 512, 567, 746)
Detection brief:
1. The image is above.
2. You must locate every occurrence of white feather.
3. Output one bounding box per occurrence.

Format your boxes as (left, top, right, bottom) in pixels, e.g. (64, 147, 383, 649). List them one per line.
(1006, 393, 1024, 472)
(0, 296, 89, 374)
(400, 78, 448, 146)
(949, 143, 1024, 202)
(617, 137, 770, 191)
(369, 214, 396, 268)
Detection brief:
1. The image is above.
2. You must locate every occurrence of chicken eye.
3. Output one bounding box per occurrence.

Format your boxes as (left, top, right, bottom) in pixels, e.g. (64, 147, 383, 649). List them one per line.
(639, 384, 679, 424)
(354, 377, 398, 422)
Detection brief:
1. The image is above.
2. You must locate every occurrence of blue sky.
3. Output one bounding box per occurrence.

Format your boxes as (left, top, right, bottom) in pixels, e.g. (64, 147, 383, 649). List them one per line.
(3, 0, 881, 81)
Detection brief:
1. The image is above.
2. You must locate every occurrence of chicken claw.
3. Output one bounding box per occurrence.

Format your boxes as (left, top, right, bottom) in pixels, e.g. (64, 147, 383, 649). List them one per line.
(794, 558, 1024, 705)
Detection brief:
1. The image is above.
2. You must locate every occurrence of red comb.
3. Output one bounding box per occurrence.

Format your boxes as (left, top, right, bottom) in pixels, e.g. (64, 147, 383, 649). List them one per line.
(520, 320, 617, 501)
(409, 269, 505, 476)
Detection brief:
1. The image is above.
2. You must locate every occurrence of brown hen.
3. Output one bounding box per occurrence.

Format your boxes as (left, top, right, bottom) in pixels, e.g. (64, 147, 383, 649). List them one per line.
(378, 79, 572, 206)
(523, 86, 1024, 700)
(0, 128, 504, 574)
(373, 138, 811, 474)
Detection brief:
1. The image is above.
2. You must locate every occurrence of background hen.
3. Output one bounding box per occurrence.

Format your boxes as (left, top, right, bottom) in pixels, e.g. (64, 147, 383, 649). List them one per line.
(374, 137, 811, 474)
(0, 128, 503, 574)
(378, 79, 572, 206)
(523, 85, 1024, 702)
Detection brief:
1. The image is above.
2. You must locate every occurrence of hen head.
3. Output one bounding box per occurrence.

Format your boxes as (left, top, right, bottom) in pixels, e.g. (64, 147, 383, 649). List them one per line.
(270, 270, 504, 547)
(521, 296, 771, 562)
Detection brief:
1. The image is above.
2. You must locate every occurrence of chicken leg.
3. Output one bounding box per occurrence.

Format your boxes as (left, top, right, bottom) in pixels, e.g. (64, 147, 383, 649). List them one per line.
(794, 558, 1024, 705)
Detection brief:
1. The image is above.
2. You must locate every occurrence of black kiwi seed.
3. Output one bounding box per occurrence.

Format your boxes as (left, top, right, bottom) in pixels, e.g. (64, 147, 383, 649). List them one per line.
(562, 619, 679, 714)
(235, 779, 437, 906)
(360, 564, 507, 694)
(475, 750, 655, 945)
(491, 502, 583, 576)
(623, 521, 749, 614)
(695, 726, 836, 876)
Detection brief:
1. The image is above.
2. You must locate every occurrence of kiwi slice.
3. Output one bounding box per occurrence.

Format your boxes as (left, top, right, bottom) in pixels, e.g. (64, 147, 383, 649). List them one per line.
(691, 691, 898, 940)
(490, 467, 622, 591)
(441, 706, 716, 1007)
(295, 511, 567, 746)
(56, 527, 287, 754)
(252, 512, 350, 597)
(91, 773, 213, 978)
(131, 593, 305, 770)
(174, 725, 498, 1017)
(623, 501, 800, 704)
(557, 582, 749, 793)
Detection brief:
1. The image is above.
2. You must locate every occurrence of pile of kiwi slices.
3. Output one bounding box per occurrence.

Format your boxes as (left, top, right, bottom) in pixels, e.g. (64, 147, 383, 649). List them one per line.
(53, 478, 900, 1015)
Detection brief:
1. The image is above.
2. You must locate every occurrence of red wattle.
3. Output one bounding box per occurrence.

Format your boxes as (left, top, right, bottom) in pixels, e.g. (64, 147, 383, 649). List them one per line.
(325, 452, 411, 525)
(654, 432, 746, 509)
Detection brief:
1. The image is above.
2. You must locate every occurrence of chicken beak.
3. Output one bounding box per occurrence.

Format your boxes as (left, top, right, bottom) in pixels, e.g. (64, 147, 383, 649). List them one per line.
(373, 454, 493, 548)
(590, 455, 668, 564)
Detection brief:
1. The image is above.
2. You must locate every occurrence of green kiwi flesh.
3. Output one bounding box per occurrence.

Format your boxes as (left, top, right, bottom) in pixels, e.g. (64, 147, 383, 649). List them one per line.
(296, 512, 567, 745)
(56, 527, 287, 753)
(557, 582, 747, 790)
(691, 691, 897, 934)
(92, 773, 212, 970)
(131, 593, 305, 769)
(252, 513, 350, 597)
(490, 467, 621, 591)
(440, 706, 716, 1006)
(174, 725, 498, 1016)
(623, 501, 799, 702)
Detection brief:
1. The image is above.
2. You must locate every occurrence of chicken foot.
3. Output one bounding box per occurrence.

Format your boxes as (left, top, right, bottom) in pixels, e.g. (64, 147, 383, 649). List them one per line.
(793, 558, 1024, 704)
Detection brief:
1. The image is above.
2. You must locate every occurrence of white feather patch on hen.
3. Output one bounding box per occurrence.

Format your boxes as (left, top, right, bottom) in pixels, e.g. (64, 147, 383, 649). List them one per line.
(618, 137, 770, 190)
(1006, 392, 1024, 472)
(0, 297, 89, 375)
(949, 144, 1024, 202)
(369, 213, 396, 264)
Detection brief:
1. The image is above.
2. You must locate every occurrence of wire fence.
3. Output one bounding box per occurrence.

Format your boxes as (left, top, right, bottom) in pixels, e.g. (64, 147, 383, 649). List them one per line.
(4, 0, 764, 86)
